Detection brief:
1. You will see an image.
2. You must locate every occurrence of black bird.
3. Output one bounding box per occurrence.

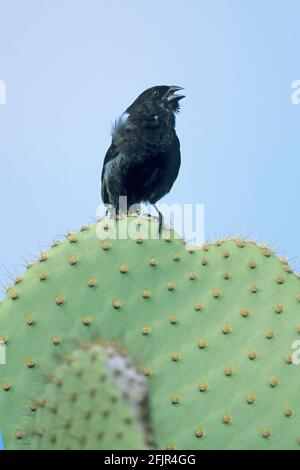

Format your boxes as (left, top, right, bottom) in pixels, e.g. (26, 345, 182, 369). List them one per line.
(101, 85, 185, 233)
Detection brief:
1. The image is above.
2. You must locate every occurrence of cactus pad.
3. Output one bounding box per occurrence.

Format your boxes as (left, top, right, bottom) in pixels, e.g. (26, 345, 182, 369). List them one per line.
(0, 216, 300, 449)
(21, 344, 149, 450)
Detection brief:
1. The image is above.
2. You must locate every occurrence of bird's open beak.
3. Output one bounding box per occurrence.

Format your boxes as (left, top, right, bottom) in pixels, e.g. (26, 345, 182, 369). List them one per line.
(165, 86, 185, 103)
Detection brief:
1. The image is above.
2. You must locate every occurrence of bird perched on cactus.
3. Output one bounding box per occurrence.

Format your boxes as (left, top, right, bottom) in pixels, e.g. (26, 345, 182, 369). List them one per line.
(101, 85, 185, 233)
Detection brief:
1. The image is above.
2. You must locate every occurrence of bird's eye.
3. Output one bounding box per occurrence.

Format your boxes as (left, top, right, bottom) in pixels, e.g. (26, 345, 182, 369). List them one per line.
(153, 90, 159, 97)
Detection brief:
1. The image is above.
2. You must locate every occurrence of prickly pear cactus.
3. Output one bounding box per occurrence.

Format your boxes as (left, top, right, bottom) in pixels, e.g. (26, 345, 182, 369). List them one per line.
(0, 216, 300, 450)
(23, 344, 149, 450)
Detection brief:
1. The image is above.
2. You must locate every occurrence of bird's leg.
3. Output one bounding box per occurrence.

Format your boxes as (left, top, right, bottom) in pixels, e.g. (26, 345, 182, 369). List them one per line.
(153, 204, 163, 236)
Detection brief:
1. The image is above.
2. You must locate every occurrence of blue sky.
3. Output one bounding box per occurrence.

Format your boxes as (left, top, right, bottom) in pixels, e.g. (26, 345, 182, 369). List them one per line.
(0, 0, 299, 291)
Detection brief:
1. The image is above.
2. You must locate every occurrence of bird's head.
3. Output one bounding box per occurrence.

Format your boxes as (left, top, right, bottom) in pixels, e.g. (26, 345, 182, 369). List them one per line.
(126, 85, 185, 127)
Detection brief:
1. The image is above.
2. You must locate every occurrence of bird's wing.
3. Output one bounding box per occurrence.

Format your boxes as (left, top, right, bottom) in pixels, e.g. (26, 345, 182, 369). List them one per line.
(101, 143, 118, 203)
(101, 113, 132, 203)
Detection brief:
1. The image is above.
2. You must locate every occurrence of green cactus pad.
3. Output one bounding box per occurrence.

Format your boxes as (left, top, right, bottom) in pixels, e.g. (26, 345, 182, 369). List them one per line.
(0, 216, 300, 449)
(18, 344, 149, 450)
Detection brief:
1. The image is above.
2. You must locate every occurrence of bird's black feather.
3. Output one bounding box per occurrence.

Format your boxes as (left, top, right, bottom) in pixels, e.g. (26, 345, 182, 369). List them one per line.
(101, 85, 184, 213)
